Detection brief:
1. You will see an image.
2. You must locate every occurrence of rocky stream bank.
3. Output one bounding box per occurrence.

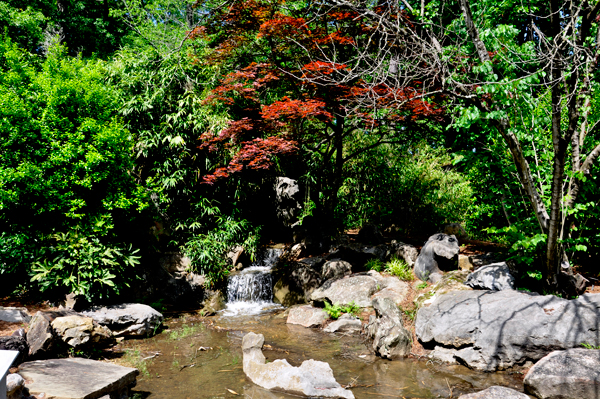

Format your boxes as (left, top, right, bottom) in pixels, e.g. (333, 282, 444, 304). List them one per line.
(2, 229, 600, 399)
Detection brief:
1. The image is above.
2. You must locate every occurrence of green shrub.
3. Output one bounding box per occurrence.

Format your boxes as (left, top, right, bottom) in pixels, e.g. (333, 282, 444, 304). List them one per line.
(365, 258, 384, 272)
(30, 231, 140, 302)
(385, 257, 414, 281)
(324, 300, 360, 319)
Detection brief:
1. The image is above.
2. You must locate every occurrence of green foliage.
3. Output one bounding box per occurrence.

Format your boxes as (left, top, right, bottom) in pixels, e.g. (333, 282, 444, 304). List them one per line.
(581, 343, 600, 350)
(402, 307, 417, 321)
(365, 258, 384, 272)
(0, 37, 145, 297)
(0, 2, 47, 52)
(183, 215, 259, 286)
(338, 142, 474, 234)
(323, 300, 359, 319)
(416, 282, 428, 290)
(30, 231, 140, 302)
(385, 257, 414, 281)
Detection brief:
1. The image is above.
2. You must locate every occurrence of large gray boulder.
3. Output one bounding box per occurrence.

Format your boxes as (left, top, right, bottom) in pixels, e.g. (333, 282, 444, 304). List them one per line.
(416, 290, 600, 371)
(465, 262, 515, 291)
(414, 233, 460, 283)
(524, 348, 600, 399)
(242, 332, 354, 399)
(310, 275, 378, 308)
(287, 305, 328, 328)
(321, 260, 352, 281)
(83, 303, 163, 337)
(365, 297, 411, 359)
(458, 386, 529, 399)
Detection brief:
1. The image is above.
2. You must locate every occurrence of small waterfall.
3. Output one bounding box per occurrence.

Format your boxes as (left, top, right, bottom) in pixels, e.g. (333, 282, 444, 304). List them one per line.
(223, 248, 283, 315)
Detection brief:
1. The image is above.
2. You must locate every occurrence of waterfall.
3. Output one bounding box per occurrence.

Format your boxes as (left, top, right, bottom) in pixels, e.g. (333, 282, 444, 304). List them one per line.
(223, 248, 283, 315)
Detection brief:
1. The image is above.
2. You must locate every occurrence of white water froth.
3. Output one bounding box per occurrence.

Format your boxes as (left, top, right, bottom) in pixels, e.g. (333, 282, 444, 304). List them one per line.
(222, 247, 283, 316)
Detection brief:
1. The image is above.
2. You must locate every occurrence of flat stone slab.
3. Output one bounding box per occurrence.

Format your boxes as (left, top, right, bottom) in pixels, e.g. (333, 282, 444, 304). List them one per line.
(0, 307, 30, 323)
(19, 358, 138, 399)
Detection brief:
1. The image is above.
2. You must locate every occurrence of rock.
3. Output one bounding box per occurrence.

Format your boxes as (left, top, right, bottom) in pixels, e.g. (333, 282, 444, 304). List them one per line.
(357, 223, 384, 244)
(275, 177, 302, 226)
(27, 310, 79, 358)
(415, 270, 472, 308)
(0, 336, 28, 365)
(458, 255, 474, 271)
(368, 271, 410, 306)
(290, 263, 323, 299)
(82, 304, 163, 337)
(0, 307, 30, 323)
(19, 358, 138, 399)
(458, 386, 530, 399)
(59, 293, 89, 311)
(470, 253, 500, 268)
(416, 290, 600, 371)
(311, 275, 378, 308)
(414, 233, 460, 283)
(365, 297, 411, 359)
(298, 257, 325, 273)
(11, 328, 25, 337)
(140, 252, 205, 307)
(202, 290, 225, 315)
(6, 373, 25, 399)
(557, 270, 588, 297)
(287, 305, 328, 328)
(227, 246, 251, 270)
(158, 252, 191, 274)
(323, 314, 362, 333)
(326, 244, 389, 272)
(465, 262, 515, 291)
(443, 223, 468, 239)
(272, 261, 322, 307)
(321, 260, 352, 281)
(524, 348, 600, 399)
(51, 315, 113, 348)
(242, 332, 354, 399)
(391, 241, 419, 267)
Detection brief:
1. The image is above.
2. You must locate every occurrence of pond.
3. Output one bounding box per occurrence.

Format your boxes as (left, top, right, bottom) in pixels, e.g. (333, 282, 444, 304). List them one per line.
(118, 308, 527, 399)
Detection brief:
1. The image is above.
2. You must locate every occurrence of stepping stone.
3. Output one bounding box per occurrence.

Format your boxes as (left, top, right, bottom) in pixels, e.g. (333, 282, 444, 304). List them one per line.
(19, 358, 138, 399)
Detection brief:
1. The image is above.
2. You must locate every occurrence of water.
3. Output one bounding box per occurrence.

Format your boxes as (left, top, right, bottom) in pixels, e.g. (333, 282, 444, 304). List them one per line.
(223, 248, 283, 316)
(121, 311, 530, 399)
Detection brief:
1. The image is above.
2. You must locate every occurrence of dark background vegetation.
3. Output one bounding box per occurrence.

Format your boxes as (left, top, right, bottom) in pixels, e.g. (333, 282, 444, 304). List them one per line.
(1, 0, 600, 302)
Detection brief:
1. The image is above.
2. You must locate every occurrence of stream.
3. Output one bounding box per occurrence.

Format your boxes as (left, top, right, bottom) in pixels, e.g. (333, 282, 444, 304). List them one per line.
(118, 247, 527, 398)
(120, 309, 527, 399)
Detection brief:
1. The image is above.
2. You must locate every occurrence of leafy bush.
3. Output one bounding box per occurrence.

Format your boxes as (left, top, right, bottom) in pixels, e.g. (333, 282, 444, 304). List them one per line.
(323, 300, 360, 319)
(385, 257, 414, 281)
(30, 232, 140, 302)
